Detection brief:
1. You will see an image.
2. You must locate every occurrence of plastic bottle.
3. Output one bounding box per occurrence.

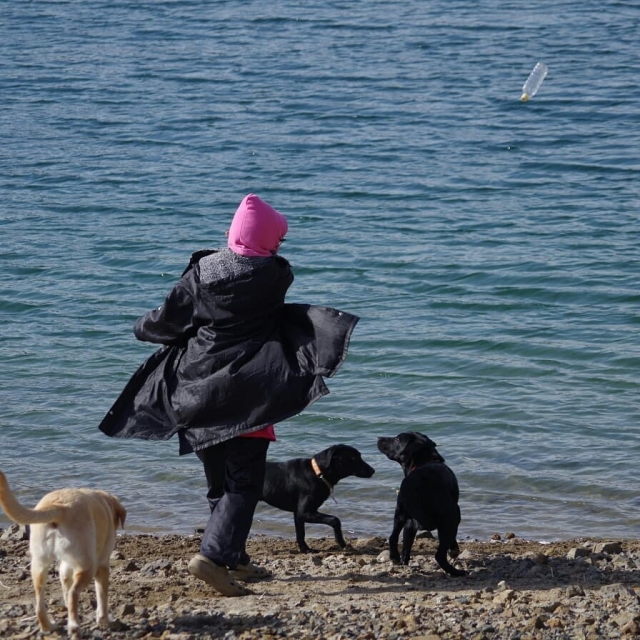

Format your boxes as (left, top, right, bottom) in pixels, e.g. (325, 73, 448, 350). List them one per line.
(521, 62, 548, 101)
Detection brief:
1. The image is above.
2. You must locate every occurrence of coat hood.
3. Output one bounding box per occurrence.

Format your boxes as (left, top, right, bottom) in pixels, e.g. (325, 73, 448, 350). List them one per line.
(227, 194, 288, 257)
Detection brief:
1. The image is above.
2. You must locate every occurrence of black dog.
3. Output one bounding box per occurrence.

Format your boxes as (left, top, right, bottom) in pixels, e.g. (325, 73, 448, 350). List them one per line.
(376, 430, 440, 546)
(377, 431, 465, 576)
(261, 444, 375, 553)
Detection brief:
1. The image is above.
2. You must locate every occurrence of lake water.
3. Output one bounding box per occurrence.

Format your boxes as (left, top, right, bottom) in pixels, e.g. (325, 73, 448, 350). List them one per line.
(1, 0, 638, 544)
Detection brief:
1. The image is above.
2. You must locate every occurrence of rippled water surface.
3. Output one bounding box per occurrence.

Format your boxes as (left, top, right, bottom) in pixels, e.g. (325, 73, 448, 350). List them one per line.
(1, 0, 639, 542)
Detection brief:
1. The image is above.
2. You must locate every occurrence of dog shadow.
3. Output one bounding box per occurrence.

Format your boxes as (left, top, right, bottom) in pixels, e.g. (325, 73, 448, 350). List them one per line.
(457, 552, 640, 593)
(270, 538, 639, 597)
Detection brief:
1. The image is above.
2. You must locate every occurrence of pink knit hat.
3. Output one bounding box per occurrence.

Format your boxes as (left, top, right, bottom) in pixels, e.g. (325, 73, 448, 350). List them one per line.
(227, 194, 288, 257)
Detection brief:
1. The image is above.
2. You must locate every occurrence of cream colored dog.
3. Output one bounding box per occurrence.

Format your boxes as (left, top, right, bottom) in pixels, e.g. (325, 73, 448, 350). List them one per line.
(0, 470, 126, 637)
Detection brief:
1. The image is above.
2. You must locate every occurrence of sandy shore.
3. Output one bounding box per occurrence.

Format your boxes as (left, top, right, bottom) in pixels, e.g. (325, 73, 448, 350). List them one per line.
(0, 527, 639, 639)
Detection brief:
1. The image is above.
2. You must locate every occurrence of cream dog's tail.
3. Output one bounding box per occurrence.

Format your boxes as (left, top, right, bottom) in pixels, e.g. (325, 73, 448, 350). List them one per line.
(0, 470, 64, 525)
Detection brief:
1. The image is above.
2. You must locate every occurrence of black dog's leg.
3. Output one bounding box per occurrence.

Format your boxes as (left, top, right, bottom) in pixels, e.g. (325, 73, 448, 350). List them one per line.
(298, 511, 346, 549)
(293, 514, 312, 553)
(389, 504, 409, 564)
(449, 505, 461, 558)
(400, 518, 418, 566)
(294, 509, 346, 552)
(434, 526, 466, 577)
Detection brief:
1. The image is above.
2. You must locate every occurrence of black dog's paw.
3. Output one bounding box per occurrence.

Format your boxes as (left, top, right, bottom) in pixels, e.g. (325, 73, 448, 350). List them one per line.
(448, 567, 468, 577)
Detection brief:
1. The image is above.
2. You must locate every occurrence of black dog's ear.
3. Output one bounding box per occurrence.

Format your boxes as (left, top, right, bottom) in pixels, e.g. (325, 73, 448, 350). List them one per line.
(323, 444, 362, 468)
(315, 445, 339, 469)
(412, 431, 436, 446)
(328, 444, 358, 464)
(420, 433, 438, 449)
(413, 432, 440, 451)
(405, 434, 442, 466)
(403, 439, 423, 462)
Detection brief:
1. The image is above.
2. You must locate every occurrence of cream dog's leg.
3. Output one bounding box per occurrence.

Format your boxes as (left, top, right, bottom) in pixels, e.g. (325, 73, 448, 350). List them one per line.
(94, 564, 111, 626)
(59, 560, 73, 605)
(31, 555, 55, 632)
(67, 569, 92, 637)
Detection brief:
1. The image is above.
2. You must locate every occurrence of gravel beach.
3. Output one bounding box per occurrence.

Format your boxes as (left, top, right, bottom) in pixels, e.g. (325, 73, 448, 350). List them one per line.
(1, 527, 639, 639)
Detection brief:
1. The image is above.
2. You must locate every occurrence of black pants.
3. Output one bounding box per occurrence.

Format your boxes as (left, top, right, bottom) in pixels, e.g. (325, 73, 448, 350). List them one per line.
(195, 437, 269, 570)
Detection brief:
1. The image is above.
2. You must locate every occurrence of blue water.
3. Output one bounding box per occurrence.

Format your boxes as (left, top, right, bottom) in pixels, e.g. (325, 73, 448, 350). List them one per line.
(1, 1, 639, 543)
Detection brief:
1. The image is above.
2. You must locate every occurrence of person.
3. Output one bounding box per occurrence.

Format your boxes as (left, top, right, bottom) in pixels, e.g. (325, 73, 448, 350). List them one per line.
(98, 194, 359, 597)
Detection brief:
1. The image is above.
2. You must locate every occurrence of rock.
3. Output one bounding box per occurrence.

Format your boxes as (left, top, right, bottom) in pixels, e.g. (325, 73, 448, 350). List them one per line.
(353, 537, 385, 550)
(493, 589, 516, 604)
(376, 550, 391, 563)
(528, 552, 549, 565)
(567, 547, 591, 559)
(547, 617, 564, 629)
(140, 559, 173, 575)
(611, 612, 638, 628)
(0, 524, 29, 541)
(599, 583, 635, 600)
(415, 530, 434, 540)
(529, 616, 546, 629)
(611, 554, 635, 570)
(594, 541, 623, 554)
(107, 619, 130, 632)
(537, 600, 562, 613)
(621, 619, 640, 636)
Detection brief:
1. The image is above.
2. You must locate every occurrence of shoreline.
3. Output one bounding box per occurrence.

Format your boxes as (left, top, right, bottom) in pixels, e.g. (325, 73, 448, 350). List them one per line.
(119, 519, 640, 548)
(1, 529, 638, 639)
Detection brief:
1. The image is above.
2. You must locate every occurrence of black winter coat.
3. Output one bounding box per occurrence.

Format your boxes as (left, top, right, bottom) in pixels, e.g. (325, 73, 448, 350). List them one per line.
(98, 249, 359, 454)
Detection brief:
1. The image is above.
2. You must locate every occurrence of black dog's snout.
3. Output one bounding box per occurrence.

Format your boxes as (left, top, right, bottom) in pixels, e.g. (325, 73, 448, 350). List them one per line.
(358, 461, 375, 478)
